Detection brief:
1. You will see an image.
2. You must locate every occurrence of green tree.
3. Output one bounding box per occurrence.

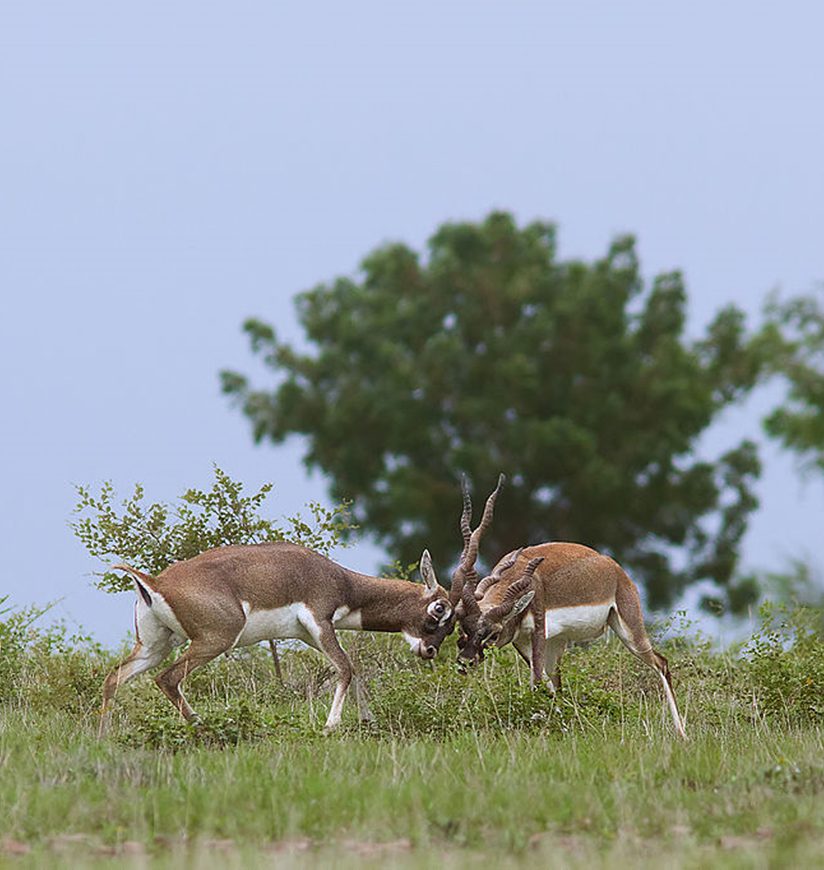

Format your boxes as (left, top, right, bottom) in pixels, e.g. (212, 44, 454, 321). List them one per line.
(761, 289, 824, 470)
(222, 212, 763, 611)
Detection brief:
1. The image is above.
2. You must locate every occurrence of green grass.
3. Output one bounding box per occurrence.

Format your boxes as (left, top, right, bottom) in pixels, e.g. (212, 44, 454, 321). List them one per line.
(2, 610, 824, 867)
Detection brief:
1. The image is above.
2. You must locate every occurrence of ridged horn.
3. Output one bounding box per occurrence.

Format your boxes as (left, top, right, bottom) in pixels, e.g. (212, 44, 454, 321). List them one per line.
(485, 556, 543, 622)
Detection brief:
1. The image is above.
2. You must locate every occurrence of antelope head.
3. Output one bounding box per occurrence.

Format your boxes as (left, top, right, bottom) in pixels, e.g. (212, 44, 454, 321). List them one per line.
(456, 556, 543, 671)
(446, 473, 506, 661)
(411, 548, 456, 659)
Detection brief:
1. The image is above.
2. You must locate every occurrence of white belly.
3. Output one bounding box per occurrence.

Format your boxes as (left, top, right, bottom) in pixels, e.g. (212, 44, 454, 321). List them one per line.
(545, 603, 612, 641)
(233, 602, 363, 648)
(235, 602, 313, 647)
(332, 605, 363, 630)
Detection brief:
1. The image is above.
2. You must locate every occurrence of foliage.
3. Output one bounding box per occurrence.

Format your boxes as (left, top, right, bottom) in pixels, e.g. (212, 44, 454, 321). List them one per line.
(0, 597, 105, 709)
(2, 602, 824, 863)
(71, 465, 354, 592)
(222, 211, 765, 611)
(0, 597, 54, 704)
(745, 601, 824, 723)
(738, 558, 824, 635)
(3, 593, 823, 737)
(760, 288, 824, 470)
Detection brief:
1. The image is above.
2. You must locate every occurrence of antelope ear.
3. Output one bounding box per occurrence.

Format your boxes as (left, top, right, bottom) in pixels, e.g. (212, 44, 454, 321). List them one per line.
(420, 549, 439, 592)
(508, 590, 535, 621)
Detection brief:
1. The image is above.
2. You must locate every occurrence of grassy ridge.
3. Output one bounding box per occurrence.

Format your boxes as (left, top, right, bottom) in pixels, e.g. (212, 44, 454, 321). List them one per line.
(1, 609, 824, 867)
(3, 711, 823, 867)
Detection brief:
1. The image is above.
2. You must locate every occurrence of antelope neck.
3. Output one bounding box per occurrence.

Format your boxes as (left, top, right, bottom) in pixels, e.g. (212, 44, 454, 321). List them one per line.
(346, 571, 429, 632)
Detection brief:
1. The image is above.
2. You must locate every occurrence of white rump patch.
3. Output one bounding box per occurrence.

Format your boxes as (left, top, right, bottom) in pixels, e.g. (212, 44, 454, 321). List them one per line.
(545, 603, 612, 642)
(134, 598, 181, 649)
(144, 590, 188, 641)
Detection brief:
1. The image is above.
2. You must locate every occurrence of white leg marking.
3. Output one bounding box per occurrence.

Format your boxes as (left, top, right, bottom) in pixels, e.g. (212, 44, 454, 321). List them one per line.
(120, 646, 168, 681)
(100, 630, 174, 736)
(659, 671, 687, 739)
(544, 638, 566, 692)
(296, 604, 323, 647)
(324, 682, 348, 731)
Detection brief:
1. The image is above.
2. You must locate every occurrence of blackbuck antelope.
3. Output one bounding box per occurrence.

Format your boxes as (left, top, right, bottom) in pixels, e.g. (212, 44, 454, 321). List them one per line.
(453, 486, 687, 739)
(99, 542, 457, 735)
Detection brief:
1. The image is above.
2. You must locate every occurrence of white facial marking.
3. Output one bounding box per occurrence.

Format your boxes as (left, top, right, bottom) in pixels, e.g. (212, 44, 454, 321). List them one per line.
(545, 603, 612, 641)
(426, 600, 452, 626)
(401, 631, 422, 656)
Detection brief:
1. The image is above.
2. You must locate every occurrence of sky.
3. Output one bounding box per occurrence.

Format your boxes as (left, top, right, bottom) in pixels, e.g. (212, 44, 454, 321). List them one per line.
(2, 1, 824, 647)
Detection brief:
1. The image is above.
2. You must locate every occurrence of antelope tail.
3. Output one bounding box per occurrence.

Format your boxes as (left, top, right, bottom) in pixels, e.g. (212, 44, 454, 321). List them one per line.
(111, 563, 157, 608)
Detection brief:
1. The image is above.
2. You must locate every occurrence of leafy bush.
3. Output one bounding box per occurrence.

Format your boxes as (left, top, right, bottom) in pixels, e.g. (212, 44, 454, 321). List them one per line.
(0, 598, 111, 711)
(0, 598, 56, 704)
(746, 602, 824, 723)
(71, 465, 354, 592)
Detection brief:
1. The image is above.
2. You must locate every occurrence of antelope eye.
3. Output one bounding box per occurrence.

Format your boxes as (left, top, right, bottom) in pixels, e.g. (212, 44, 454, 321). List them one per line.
(427, 600, 448, 619)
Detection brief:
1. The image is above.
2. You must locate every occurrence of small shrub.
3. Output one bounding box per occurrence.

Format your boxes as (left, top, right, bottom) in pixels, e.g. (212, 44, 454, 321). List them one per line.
(0, 598, 54, 704)
(746, 602, 824, 723)
(71, 465, 354, 592)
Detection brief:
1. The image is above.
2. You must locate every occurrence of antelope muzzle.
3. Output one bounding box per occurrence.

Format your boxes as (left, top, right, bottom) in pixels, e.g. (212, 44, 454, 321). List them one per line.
(455, 632, 486, 672)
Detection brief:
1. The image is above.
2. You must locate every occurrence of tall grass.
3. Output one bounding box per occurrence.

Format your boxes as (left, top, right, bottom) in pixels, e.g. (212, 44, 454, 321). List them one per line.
(1, 601, 823, 867)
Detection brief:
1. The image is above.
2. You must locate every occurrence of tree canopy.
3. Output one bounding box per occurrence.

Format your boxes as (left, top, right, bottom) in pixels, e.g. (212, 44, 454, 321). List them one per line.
(760, 290, 824, 472)
(222, 212, 765, 611)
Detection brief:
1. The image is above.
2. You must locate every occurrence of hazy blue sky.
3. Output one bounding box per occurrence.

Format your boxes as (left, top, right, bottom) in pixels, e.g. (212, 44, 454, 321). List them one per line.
(2, 2, 823, 646)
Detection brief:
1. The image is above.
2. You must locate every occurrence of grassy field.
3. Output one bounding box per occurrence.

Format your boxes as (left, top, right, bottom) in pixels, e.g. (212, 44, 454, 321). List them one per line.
(1, 604, 823, 868)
